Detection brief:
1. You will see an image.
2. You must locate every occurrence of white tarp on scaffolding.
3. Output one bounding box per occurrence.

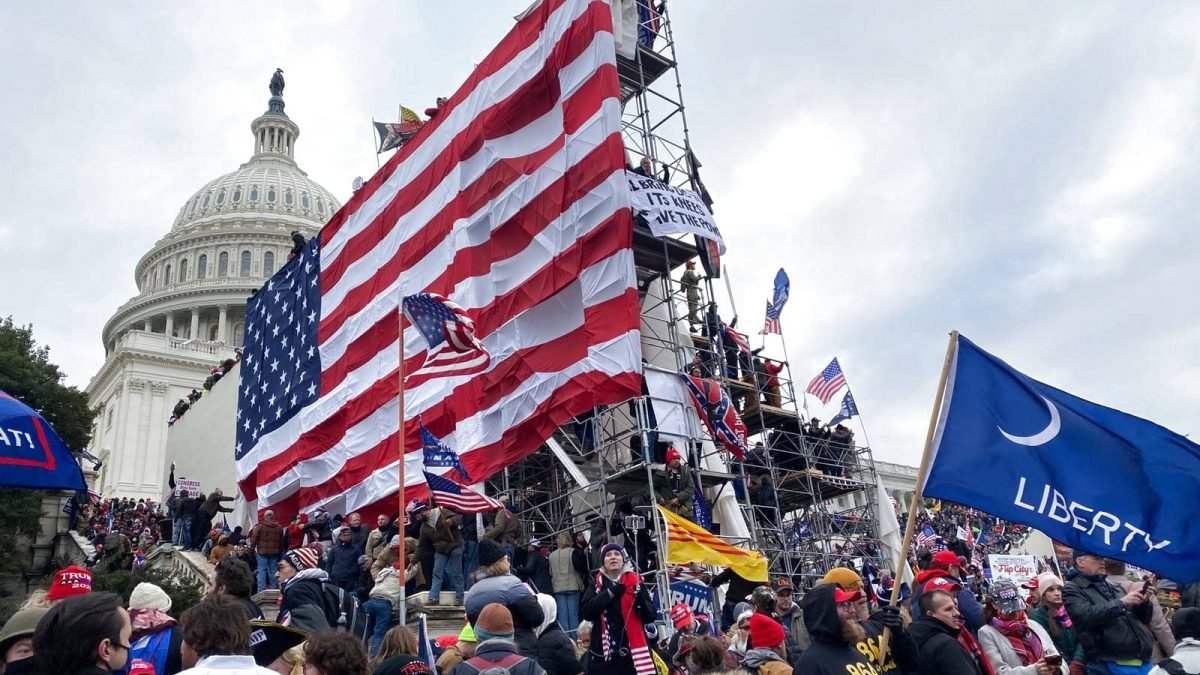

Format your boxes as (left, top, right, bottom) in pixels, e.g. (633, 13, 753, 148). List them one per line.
(644, 365, 701, 440)
(612, 0, 639, 59)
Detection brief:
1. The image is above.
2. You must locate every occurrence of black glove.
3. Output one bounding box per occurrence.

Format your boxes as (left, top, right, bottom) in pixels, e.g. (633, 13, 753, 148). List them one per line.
(610, 583, 626, 599)
(877, 605, 903, 631)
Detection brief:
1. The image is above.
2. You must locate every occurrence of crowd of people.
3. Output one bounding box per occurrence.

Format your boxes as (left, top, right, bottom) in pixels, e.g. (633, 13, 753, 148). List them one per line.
(167, 353, 241, 426)
(8, 538, 1200, 675)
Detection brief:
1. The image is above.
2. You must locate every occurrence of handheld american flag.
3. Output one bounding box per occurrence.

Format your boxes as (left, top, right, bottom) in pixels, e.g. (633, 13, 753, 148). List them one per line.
(681, 374, 747, 460)
(235, 0, 641, 520)
(915, 525, 937, 547)
(420, 423, 472, 483)
(423, 471, 503, 514)
(805, 357, 846, 404)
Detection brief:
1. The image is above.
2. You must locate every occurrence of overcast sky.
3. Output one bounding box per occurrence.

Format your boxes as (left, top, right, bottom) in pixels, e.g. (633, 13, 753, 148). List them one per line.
(1, 2, 1197, 467)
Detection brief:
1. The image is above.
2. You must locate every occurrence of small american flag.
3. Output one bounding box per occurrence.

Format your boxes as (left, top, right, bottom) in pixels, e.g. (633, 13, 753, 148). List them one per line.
(930, 538, 948, 553)
(423, 471, 502, 514)
(401, 293, 490, 381)
(805, 357, 847, 404)
(759, 268, 789, 335)
(916, 525, 937, 547)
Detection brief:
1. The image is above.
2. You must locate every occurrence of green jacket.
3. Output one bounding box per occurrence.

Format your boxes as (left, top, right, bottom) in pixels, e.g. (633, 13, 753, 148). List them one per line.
(1029, 605, 1085, 663)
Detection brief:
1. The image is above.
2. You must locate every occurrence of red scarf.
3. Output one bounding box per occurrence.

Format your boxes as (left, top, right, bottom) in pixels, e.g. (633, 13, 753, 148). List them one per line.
(992, 615, 1043, 666)
(958, 625, 998, 675)
(596, 571, 655, 675)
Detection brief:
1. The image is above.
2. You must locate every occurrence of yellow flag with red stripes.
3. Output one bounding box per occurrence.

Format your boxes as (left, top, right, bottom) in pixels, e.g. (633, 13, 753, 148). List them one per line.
(658, 506, 768, 582)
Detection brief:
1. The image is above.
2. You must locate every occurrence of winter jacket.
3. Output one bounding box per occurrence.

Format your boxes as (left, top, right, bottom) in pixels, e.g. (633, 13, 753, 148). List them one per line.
(776, 602, 810, 657)
(278, 567, 332, 630)
(450, 639, 547, 675)
(199, 492, 235, 518)
(909, 616, 985, 675)
(178, 495, 201, 518)
(346, 524, 369, 553)
(654, 463, 694, 516)
(710, 567, 758, 605)
(1149, 638, 1200, 675)
(1028, 606, 1084, 664)
(793, 584, 882, 675)
(910, 568, 985, 633)
(1063, 572, 1153, 664)
(978, 620, 1067, 675)
(536, 623, 584, 675)
(366, 526, 389, 561)
(433, 510, 464, 554)
(1109, 574, 1176, 661)
(465, 569, 545, 657)
(483, 507, 521, 545)
(742, 647, 793, 675)
(248, 520, 284, 556)
(369, 566, 403, 605)
(549, 548, 584, 594)
(325, 539, 362, 589)
(523, 550, 552, 594)
(579, 571, 656, 675)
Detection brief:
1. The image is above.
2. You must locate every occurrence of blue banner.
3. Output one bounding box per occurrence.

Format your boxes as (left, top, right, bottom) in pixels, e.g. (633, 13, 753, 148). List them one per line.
(0, 390, 86, 491)
(925, 335, 1200, 581)
(653, 579, 716, 619)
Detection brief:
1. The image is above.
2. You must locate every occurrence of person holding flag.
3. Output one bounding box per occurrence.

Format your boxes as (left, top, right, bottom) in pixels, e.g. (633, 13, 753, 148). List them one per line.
(579, 543, 657, 675)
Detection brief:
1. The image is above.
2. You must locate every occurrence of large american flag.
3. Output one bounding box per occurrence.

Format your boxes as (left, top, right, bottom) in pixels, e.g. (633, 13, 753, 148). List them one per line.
(235, 0, 642, 519)
(805, 357, 846, 404)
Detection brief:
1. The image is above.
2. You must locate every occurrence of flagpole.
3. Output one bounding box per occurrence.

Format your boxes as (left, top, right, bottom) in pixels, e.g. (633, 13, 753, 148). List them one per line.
(877, 330, 958, 669)
(372, 117, 381, 170)
(397, 301, 407, 626)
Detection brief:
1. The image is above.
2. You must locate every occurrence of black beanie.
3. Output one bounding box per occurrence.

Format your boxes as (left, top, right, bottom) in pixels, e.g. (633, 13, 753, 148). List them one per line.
(478, 539, 507, 567)
(1173, 607, 1200, 641)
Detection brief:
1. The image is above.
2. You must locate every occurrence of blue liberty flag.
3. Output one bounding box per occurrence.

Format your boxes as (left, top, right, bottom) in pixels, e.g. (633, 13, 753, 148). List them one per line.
(926, 334, 1200, 581)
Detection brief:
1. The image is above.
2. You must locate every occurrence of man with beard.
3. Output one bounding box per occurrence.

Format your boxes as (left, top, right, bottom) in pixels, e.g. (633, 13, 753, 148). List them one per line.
(794, 583, 881, 675)
(823, 567, 919, 673)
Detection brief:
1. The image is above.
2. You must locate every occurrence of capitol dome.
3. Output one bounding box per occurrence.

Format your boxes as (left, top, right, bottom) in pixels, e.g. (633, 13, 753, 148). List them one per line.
(100, 85, 341, 352)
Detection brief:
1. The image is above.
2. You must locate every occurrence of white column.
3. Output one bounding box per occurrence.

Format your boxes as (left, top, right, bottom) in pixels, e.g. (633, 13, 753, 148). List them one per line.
(165, 313, 175, 337)
(190, 309, 200, 339)
(217, 305, 228, 344)
(143, 318, 152, 331)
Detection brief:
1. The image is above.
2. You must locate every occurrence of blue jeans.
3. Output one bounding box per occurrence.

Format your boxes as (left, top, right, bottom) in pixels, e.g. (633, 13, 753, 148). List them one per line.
(256, 554, 280, 590)
(179, 516, 195, 549)
(363, 598, 393, 658)
(555, 591, 580, 637)
(172, 518, 184, 546)
(430, 546, 465, 603)
(463, 539, 479, 588)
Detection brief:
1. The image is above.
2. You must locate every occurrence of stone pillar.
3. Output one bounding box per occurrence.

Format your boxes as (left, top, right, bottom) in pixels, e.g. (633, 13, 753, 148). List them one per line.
(143, 318, 152, 332)
(217, 305, 228, 344)
(190, 309, 200, 339)
(165, 313, 175, 337)
(118, 378, 146, 494)
(144, 382, 170, 491)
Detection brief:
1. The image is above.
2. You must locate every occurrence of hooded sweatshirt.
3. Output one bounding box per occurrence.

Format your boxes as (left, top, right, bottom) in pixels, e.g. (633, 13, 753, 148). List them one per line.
(742, 647, 793, 675)
(794, 584, 881, 675)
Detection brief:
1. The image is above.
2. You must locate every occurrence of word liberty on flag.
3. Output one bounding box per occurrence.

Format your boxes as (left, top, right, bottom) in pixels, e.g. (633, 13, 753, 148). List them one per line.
(235, 0, 642, 519)
(421, 423, 471, 482)
(759, 268, 789, 335)
(829, 390, 859, 426)
(924, 334, 1200, 581)
(805, 357, 846, 404)
(681, 374, 747, 460)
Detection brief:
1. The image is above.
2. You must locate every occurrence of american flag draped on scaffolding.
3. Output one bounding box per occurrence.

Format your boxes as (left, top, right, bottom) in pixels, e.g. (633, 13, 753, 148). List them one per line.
(235, 0, 642, 519)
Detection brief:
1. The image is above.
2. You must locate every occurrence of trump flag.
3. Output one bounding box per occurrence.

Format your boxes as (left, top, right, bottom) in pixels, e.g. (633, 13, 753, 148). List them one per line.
(925, 334, 1200, 581)
(0, 391, 86, 491)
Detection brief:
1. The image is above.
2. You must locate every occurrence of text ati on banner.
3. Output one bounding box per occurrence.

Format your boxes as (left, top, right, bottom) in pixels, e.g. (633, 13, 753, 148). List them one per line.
(924, 334, 1200, 582)
(234, 0, 643, 521)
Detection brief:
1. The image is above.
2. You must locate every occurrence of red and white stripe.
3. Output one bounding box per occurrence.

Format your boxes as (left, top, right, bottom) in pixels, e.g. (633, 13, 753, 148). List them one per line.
(236, 0, 641, 518)
(428, 486, 504, 515)
(806, 372, 846, 405)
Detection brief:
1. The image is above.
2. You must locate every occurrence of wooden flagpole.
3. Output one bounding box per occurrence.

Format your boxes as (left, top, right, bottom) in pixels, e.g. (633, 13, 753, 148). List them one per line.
(397, 301, 407, 625)
(877, 330, 958, 669)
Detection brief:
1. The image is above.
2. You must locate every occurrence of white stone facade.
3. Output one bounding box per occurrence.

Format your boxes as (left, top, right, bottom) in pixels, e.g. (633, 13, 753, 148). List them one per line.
(86, 92, 339, 500)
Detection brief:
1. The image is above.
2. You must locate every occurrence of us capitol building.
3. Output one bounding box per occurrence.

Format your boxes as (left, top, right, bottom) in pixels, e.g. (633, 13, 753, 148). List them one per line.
(86, 74, 341, 500)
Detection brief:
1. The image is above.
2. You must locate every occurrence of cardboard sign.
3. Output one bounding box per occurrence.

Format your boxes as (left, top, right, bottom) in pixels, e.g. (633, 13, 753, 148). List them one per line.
(987, 554, 1038, 586)
(175, 478, 201, 497)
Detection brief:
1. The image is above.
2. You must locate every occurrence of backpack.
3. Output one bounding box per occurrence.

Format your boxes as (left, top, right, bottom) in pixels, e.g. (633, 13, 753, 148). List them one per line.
(320, 581, 369, 642)
(459, 652, 528, 675)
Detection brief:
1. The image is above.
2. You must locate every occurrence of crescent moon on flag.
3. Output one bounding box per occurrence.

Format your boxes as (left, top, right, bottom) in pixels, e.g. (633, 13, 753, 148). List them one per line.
(998, 395, 1061, 446)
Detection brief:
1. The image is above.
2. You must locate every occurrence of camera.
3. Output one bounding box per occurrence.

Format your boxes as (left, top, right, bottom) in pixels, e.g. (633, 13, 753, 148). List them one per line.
(623, 515, 646, 530)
